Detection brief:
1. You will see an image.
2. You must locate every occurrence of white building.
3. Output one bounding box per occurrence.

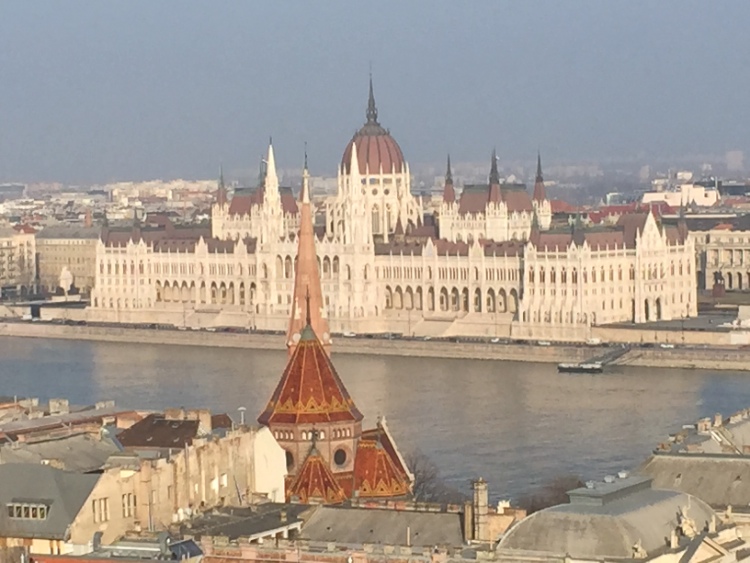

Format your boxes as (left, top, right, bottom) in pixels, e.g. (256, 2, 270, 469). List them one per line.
(88, 81, 697, 340)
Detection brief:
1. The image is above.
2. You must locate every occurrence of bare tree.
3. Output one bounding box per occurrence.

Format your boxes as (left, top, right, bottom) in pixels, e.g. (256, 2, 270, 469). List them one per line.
(516, 474, 584, 514)
(405, 449, 468, 504)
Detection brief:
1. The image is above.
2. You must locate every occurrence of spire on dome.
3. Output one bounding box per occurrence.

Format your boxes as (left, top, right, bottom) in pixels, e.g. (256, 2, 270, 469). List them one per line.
(533, 151, 547, 202)
(286, 153, 331, 356)
(366, 74, 379, 125)
(446, 154, 453, 185)
(489, 148, 500, 185)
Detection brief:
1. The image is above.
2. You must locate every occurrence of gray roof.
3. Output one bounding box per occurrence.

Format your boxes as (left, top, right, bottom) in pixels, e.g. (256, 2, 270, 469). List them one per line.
(0, 404, 125, 436)
(36, 225, 100, 240)
(497, 476, 715, 560)
(0, 433, 121, 472)
(0, 464, 99, 540)
(301, 505, 464, 548)
(641, 454, 750, 508)
(183, 503, 307, 541)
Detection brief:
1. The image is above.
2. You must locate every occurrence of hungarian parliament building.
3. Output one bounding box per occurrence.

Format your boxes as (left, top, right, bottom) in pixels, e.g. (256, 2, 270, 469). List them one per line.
(90, 82, 697, 340)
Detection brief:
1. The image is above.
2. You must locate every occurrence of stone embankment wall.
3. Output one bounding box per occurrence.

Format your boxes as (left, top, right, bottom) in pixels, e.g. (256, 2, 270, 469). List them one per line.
(0, 322, 587, 363)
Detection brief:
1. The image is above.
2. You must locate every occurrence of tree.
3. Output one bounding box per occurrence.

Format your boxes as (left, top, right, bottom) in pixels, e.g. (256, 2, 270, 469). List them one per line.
(405, 449, 468, 504)
(516, 474, 585, 514)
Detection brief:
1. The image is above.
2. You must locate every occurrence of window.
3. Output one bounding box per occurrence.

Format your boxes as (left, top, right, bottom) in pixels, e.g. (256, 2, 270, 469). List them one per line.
(93, 498, 110, 523)
(122, 493, 136, 518)
(6, 502, 48, 520)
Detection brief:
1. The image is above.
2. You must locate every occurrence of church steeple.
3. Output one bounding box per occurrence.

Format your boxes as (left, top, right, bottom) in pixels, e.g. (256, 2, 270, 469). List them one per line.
(533, 151, 547, 202)
(488, 148, 501, 203)
(489, 148, 500, 185)
(216, 165, 227, 206)
(287, 150, 331, 356)
(443, 154, 456, 204)
(366, 74, 378, 125)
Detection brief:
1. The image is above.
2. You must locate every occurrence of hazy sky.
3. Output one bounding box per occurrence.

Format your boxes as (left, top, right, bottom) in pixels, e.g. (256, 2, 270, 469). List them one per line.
(1, 1, 748, 184)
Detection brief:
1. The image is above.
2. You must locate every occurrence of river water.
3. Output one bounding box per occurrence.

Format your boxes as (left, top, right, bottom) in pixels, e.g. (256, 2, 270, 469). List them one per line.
(1, 336, 748, 500)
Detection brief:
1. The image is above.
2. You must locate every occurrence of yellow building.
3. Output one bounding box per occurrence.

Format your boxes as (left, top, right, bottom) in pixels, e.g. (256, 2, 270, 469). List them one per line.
(36, 225, 100, 295)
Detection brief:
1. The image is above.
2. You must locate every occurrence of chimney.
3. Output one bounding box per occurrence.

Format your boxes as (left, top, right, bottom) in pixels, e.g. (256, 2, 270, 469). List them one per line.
(462, 501, 473, 542)
(472, 477, 489, 543)
(48, 398, 69, 416)
(714, 413, 723, 428)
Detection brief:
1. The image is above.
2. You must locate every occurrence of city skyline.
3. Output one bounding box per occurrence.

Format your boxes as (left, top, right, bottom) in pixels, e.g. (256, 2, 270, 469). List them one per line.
(1, 1, 749, 183)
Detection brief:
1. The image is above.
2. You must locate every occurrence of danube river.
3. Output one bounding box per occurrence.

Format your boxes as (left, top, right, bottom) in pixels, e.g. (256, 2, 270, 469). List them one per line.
(2, 336, 749, 500)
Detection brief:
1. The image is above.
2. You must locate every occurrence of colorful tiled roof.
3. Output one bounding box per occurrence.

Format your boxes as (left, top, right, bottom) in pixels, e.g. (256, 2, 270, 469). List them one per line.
(353, 440, 410, 498)
(288, 448, 347, 504)
(257, 325, 363, 425)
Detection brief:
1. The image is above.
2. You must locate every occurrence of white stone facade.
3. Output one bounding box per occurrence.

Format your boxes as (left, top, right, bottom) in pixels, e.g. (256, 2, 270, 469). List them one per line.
(88, 88, 698, 341)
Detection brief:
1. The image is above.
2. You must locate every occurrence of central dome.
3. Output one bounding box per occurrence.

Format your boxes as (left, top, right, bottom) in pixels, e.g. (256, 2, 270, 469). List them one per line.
(341, 79, 405, 175)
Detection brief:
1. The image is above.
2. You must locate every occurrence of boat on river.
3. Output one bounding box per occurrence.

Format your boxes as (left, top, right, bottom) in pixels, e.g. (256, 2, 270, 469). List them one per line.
(557, 361, 604, 374)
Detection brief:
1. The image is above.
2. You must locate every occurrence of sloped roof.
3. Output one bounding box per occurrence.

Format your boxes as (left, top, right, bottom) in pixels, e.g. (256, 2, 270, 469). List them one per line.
(36, 225, 100, 240)
(227, 187, 298, 216)
(0, 433, 120, 472)
(257, 325, 363, 426)
(288, 449, 346, 504)
(458, 183, 533, 215)
(117, 413, 199, 449)
(640, 454, 750, 508)
(498, 477, 715, 560)
(302, 505, 464, 548)
(0, 464, 99, 540)
(353, 440, 410, 498)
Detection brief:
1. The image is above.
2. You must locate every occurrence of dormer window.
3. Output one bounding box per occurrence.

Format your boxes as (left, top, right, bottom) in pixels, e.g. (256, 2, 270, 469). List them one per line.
(7, 502, 49, 520)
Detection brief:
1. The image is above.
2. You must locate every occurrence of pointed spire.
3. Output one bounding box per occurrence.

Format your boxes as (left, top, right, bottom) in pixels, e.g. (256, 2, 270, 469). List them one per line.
(533, 152, 547, 202)
(489, 148, 500, 185)
(443, 154, 456, 204)
(217, 165, 228, 206)
(265, 140, 279, 197)
(287, 155, 331, 356)
(366, 74, 378, 124)
(536, 151, 543, 181)
(300, 147, 311, 204)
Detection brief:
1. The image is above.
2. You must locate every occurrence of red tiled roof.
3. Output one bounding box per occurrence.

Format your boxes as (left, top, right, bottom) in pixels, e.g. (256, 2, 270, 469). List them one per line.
(458, 185, 533, 215)
(14, 224, 36, 234)
(257, 326, 363, 426)
(551, 200, 578, 214)
(227, 187, 298, 216)
(288, 449, 347, 504)
(352, 440, 410, 498)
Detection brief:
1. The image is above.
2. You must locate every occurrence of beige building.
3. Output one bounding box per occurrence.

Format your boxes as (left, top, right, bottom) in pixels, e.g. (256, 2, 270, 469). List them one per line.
(0, 227, 36, 296)
(0, 464, 138, 555)
(87, 83, 697, 341)
(35, 225, 100, 295)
